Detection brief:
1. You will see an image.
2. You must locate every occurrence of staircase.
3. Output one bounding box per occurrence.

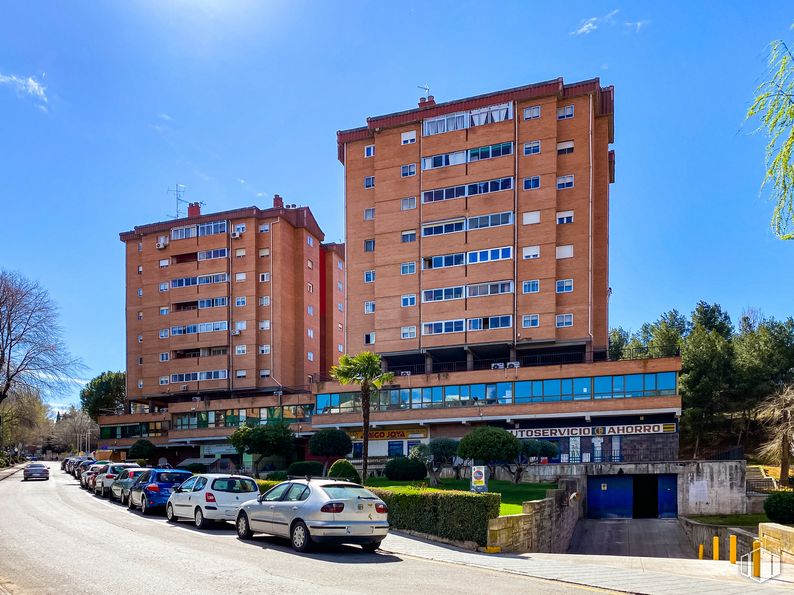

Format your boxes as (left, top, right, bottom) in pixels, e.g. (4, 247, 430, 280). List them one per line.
(746, 465, 778, 494)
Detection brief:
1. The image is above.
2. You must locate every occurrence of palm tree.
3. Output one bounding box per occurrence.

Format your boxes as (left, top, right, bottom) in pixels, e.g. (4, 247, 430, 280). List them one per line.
(756, 385, 794, 485)
(330, 351, 394, 481)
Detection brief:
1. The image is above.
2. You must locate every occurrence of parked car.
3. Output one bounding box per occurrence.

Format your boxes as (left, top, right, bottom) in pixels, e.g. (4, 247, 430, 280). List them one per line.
(60, 458, 69, 471)
(74, 459, 96, 480)
(128, 469, 193, 515)
(66, 456, 89, 474)
(81, 463, 107, 489)
(166, 474, 258, 529)
(22, 463, 50, 481)
(109, 468, 147, 503)
(235, 479, 389, 552)
(94, 463, 138, 497)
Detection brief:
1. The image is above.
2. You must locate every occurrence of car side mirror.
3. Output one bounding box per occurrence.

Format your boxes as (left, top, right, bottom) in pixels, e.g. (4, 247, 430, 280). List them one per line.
(174, 487, 181, 493)
(257, 493, 264, 503)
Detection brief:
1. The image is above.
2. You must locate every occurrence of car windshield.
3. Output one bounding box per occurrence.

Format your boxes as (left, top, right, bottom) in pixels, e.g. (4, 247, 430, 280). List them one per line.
(156, 472, 191, 484)
(27, 463, 45, 468)
(211, 478, 257, 493)
(321, 485, 378, 500)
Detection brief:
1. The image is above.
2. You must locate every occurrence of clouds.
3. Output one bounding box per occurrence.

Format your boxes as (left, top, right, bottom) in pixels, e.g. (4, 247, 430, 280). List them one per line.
(625, 20, 651, 33)
(571, 9, 650, 36)
(149, 112, 175, 134)
(0, 72, 48, 112)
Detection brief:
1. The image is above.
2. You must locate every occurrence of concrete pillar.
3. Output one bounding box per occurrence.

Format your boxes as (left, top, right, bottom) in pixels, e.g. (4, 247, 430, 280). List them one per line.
(509, 346, 517, 362)
(424, 353, 433, 374)
(466, 350, 474, 371)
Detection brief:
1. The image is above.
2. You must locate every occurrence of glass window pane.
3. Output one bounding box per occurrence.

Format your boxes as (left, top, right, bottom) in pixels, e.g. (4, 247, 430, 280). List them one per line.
(625, 374, 643, 396)
(657, 372, 676, 393)
(470, 383, 485, 403)
(543, 379, 561, 401)
(644, 373, 657, 393)
(497, 382, 512, 405)
(514, 381, 531, 403)
(574, 377, 592, 400)
(485, 384, 497, 404)
(561, 379, 573, 399)
(532, 380, 544, 402)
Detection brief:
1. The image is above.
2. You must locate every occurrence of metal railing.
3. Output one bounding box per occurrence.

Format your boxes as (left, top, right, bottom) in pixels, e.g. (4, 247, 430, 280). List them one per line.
(746, 478, 780, 495)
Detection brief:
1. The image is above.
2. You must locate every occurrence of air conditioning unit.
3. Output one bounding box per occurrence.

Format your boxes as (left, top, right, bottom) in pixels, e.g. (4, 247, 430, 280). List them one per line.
(231, 329, 241, 336)
(181, 385, 188, 391)
(156, 242, 167, 249)
(491, 363, 505, 370)
(399, 371, 412, 377)
(230, 231, 241, 239)
(506, 361, 521, 369)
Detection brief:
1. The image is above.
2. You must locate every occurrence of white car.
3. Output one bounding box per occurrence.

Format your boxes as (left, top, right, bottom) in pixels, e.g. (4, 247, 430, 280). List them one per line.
(166, 473, 258, 529)
(93, 463, 138, 497)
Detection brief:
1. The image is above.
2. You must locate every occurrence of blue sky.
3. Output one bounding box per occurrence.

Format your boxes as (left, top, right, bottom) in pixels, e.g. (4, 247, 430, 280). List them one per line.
(1, 2, 792, 410)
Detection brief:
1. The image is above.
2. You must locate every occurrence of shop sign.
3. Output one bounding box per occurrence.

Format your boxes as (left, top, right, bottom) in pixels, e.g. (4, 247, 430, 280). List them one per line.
(203, 444, 238, 456)
(509, 423, 676, 439)
(347, 428, 428, 440)
(471, 466, 488, 493)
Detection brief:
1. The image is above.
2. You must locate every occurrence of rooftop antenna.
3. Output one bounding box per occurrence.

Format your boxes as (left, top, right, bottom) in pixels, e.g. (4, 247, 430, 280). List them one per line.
(167, 183, 203, 218)
(417, 83, 430, 99)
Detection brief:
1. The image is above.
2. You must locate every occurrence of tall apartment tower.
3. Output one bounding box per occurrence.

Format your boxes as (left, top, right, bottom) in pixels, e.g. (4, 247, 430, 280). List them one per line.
(120, 196, 344, 411)
(337, 78, 614, 372)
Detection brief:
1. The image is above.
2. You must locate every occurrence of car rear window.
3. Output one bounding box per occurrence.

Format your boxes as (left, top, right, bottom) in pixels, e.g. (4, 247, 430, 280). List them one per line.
(211, 478, 258, 493)
(156, 472, 192, 483)
(129, 471, 144, 478)
(321, 485, 379, 500)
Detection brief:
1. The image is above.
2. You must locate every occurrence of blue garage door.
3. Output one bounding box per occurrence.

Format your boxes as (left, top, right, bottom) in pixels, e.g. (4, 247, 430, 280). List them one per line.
(587, 475, 633, 519)
(657, 474, 678, 518)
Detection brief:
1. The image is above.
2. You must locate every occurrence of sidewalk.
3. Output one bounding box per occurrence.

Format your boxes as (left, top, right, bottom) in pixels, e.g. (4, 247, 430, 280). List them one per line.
(380, 531, 794, 594)
(0, 463, 26, 482)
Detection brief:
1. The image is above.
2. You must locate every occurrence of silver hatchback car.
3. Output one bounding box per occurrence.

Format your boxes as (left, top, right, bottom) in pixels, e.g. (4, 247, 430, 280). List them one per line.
(236, 479, 389, 552)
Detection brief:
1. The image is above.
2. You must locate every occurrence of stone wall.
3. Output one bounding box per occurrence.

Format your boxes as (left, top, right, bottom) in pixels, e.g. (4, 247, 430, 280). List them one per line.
(678, 516, 757, 560)
(486, 478, 582, 553)
(759, 523, 794, 564)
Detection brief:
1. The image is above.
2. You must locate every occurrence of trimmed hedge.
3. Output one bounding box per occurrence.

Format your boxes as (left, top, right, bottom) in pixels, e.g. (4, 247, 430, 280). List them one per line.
(266, 471, 288, 481)
(181, 463, 207, 474)
(764, 491, 794, 524)
(287, 460, 324, 477)
(384, 456, 427, 481)
(370, 487, 500, 546)
(255, 479, 282, 494)
(328, 459, 361, 484)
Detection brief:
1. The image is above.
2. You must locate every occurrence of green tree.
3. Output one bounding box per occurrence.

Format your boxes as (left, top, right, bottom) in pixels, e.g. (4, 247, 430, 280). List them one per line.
(309, 428, 353, 475)
(747, 38, 794, 239)
(229, 422, 295, 471)
(756, 385, 794, 485)
(330, 351, 394, 481)
(640, 310, 688, 357)
(80, 371, 126, 421)
(691, 301, 733, 341)
(128, 439, 156, 463)
(457, 427, 521, 480)
(608, 327, 630, 360)
(409, 438, 459, 487)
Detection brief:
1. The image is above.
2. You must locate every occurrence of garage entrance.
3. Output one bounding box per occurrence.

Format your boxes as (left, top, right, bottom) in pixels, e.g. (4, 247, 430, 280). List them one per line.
(587, 474, 678, 519)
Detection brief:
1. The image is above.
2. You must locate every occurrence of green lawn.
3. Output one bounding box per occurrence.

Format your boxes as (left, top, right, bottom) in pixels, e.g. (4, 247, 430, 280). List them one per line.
(690, 513, 770, 526)
(364, 477, 556, 516)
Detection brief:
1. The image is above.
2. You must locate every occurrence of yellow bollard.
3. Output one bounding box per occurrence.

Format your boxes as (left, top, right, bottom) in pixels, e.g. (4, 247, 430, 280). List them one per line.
(729, 535, 736, 564)
(698, 543, 704, 560)
(713, 536, 719, 560)
(753, 539, 761, 578)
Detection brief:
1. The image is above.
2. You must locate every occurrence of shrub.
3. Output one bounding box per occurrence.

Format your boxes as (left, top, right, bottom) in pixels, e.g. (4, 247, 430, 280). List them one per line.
(255, 479, 282, 494)
(128, 439, 156, 463)
(0, 459, 6, 468)
(764, 491, 794, 524)
(370, 487, 500, 546)
(384, 456, 427, 481)
(182, 463, 207, 474)
(328, 459, 361, 484)
(286, 460, 324, 477)
(135, 459, 148, 467)
(266, 471, 288, 481)
(309, 429, 353, 473)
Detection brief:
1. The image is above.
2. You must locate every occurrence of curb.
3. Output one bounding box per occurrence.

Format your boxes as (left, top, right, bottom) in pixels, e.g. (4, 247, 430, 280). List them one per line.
(0, 464, 26, 482)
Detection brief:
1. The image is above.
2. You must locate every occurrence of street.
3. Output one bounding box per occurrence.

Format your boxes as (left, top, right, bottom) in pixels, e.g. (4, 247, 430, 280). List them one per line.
(0, 463, 591, 595)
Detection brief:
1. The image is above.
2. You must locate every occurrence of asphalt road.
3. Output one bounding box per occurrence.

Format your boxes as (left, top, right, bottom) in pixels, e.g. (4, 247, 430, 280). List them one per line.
(0, 462, 596, 595)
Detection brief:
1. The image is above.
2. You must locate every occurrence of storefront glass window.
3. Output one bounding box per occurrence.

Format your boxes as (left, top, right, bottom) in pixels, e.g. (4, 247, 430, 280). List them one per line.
(387, 441, 404, 457)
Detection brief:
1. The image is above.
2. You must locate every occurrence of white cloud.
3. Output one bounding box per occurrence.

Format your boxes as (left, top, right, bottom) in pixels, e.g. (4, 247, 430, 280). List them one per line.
(158, 112, 173, 121)
(0, 72, 48, 111)
(625, 20, 650, 33)
(570, 9, 620, 36)
(237, 178, 246, 185)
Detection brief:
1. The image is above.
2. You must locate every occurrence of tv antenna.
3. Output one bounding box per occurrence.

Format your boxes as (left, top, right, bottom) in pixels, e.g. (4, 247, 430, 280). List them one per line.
(418, 83, 430, 99)
(167, 183, 203, 219)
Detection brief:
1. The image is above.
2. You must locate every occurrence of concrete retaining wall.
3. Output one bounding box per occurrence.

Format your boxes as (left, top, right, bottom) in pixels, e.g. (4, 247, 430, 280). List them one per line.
(678, 516, 757, 560)
(486, 478, 582, 553)
(759, 523, 794, 564)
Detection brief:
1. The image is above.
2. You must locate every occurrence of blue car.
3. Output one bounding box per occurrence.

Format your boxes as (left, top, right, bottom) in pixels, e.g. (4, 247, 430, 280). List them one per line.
(127, 468, 193, 515)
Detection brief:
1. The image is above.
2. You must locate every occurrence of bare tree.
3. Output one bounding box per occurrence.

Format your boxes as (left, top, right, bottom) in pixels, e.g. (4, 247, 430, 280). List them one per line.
(0, 270, 83, 406)
(53, 406, 98, 452)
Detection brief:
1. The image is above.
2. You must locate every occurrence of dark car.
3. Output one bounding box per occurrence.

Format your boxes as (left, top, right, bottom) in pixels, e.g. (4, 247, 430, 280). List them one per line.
(74, 459, 96, 480)
(109, 468, 147, 504)
(23, 463, 50, 481)
(128, 469, 193, 515)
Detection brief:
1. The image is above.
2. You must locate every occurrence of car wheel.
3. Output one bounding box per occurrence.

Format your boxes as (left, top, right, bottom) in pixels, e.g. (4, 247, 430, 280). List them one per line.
(127, 493, 135, 510)
(361, 542, 381, 553)
(290, 520, 312, 552)
(100, 486, 106, 498)
(236, 513, 252, 540)
(166, 503, 176, 523)
(194, 507, 209, 529)
(140, 497, 149, 515)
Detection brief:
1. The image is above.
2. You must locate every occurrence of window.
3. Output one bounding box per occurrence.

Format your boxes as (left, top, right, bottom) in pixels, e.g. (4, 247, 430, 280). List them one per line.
(422, 219, 465, 237)
(259, 369, 271, 378)
(388, 441, 405, 457)
(363, 207, 375, 220)
(423, 177, 513, 204)
(307, 282, 313, 294)
(557, 175, 574, 189)
(170, 273, 228, 288)
(307, 351, 314, 362)
(338, 343, 344, 353)
(159, 329, 169, 339)
(364, 301, 375, 314)
(236, 321, 247, 331)
(557, 140, 574, 155)
(467, 211, 513, 231)
(523, 176, 540, 190)
(423, 111, 467, 136)
(556, 313, 574, 327)
(401, 131, 416, 144)
(236, 370, 247, 378)
(523, 140, 541, 156)
(364, 176, 375, 188)
(259, 320, 271, 330)
(171, 225, 197, 241)
(468, 142, 513, 162)
(422, 150, 467, 170)
(236, 297, 247, 307)
(557, 210, 574, 224)
(467, 246, 512, 264)
(523, 246, 540, 260)
(307, 259, 313, 269)
(337, 281, 343, 291)
(235, 272, 246, 282)
(138, 357, 143, 365)
(400, 262, 415, 275)
(556, 279, 574, 293)
(236, 345, 247, 355)
(522, 280, 540, 293)
(159, 259, 169, 268)
(307, 236, 314, 247)
(422, 319, 464, 335)
(364, 270, 376, 283)
(259, 248, 270, 257)
(522, 211, 540, 225)
(198, 297, 227, 309)
(401, 197, 416, 210)
(137, 311, 143, 321)
(468, 315, 512, 331)
(364, 144, 374, 157)
(234, 223, 246, 234)
(137, 242, 143, 252)
(159, 376, 169, 386)
(556, 245, 574, 259)
(337, 259, 343, 270)
(307, 305, 314, 316)
(137, 335, 143, 343)
(259, 223, 270, 233)
(307, 328, 314, 338)
(467, 281, 513, 298)
(524, 105, 541, 120)
(137, 288, 143, 297)
(401, 164, 416, 177)
(364, 239, 375, 252)
(137, 380, 143, 389)
(364, 332, 375, 345)
(259, 344, 270, 354)
(523, 314, 540, 328)
(401, 326, 416, 339)
(401, 230, 417, 243)
(422, 286, 464, 302)
(401, 294, 416, 307)
(171, 321, 228, 335)
(160, 307, 168, 316)
(557, 105, 574, 120)
(198, 248, 227, 261)
(137, 265, 143, 274)
(259, 273, 270, 282)
(259, 296, 270, 306)
(235, 248, 246, 258)
(160, 352, 169, 362)
(337, 303, 343, 312)
(423, 252, 465, 270)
